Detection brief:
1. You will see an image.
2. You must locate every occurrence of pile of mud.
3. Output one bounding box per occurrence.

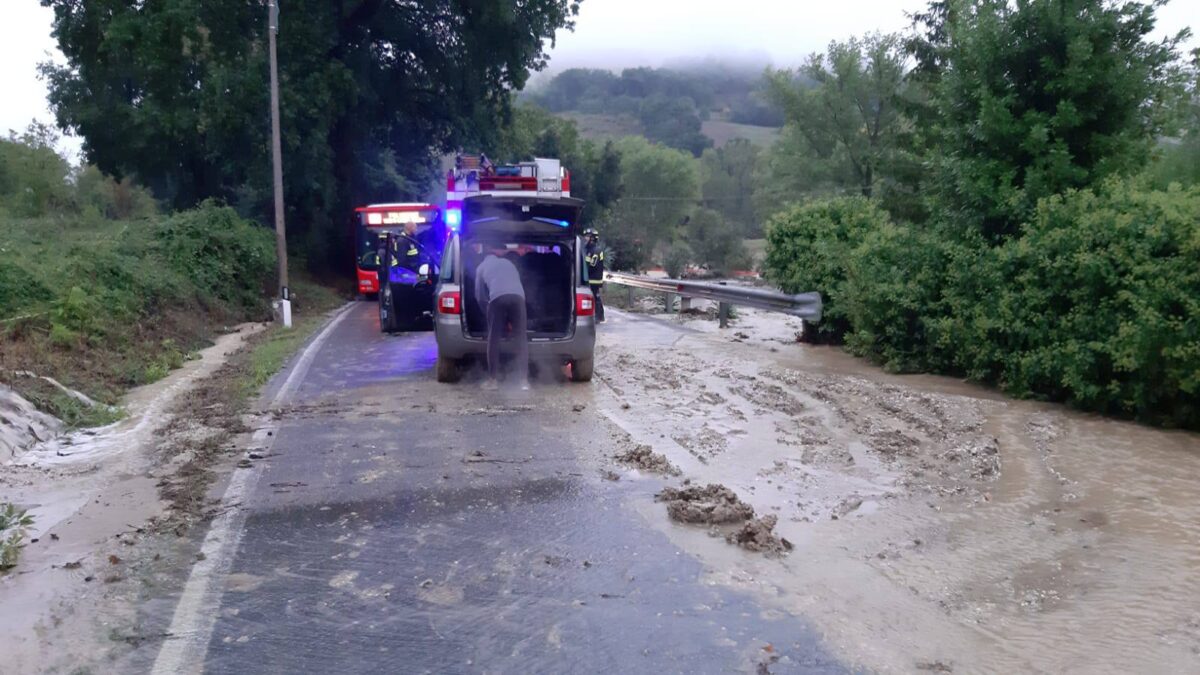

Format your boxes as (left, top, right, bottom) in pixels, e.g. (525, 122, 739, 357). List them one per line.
(726, 514, 793, 555)
(615, 443, 681, 475)
(656, 483, 792, 555)
(657, 483, 753, 523)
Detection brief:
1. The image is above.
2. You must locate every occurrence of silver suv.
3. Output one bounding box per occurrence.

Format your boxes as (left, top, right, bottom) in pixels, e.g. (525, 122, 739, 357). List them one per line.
(433, 196, 597, 383)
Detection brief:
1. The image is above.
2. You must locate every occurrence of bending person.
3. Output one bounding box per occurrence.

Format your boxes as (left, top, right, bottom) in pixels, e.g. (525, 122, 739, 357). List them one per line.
(474, 249, 529, 391)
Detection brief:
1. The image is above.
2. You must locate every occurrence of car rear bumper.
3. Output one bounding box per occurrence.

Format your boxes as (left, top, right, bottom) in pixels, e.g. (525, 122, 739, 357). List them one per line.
(435, 314, 595, 361)
(357, 267, 379, 294)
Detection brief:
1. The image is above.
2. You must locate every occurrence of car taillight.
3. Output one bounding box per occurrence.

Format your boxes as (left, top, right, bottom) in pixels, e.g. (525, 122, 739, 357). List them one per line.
(438, 291, 461, 314)
(576, 292, 594, 316)
(562, 169, 571, 194)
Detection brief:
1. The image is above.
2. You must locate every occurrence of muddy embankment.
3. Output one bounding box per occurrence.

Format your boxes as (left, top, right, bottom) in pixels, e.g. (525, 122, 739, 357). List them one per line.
(595, 305, 1200, 674)
(0, 324, 273, 674)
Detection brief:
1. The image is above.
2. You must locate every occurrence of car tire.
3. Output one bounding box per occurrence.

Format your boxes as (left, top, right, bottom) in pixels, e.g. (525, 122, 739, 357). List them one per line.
(380, 288, 398, 333)
(436, 355, 461, 383)
(570, 357, 594, 383)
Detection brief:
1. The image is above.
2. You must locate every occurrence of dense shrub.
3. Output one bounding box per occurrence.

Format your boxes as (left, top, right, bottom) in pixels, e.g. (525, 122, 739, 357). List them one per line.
(982, 181, 1199, 426)
(763, 197, 890, 342)
(842, 224, 955, 372)
(0, 130, 75, 218)
(767, 181, 1200, 427)
(662, 243, 693, 279)
(686, 208, 749, 275)
(75, 166, 158, 220)
(155, 202, 276, 313)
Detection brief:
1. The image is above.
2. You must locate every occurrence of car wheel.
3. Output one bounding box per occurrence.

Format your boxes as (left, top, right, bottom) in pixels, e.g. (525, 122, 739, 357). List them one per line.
(570, 357, 594, 382)
(380, 288, 398, 333)
(436, 355, 461, 383)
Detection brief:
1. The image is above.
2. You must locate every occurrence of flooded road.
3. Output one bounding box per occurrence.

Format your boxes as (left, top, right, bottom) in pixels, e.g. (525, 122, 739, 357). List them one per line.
(6, 301, 1199, 674)
(597, 306, 1200, 673)
(137, 304, 843, 674)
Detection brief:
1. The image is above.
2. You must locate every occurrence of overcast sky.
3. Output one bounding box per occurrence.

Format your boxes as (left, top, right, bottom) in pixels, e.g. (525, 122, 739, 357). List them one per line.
(3, 0, 1197, 157)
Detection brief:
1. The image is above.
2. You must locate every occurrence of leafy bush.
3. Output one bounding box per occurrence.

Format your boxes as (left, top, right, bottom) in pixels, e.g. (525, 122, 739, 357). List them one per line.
(763, 197, 889, 342)
(764, 181, 1200, 427)
(663, 243, 692, 279)
(0, 260, 53, 318)
(976, 181, 1199, 425)
(75, 165, 158, 220)
(842, 223, 954, 372)
(0, 125, 75, 217)
(686, 208, 749, 274)
(155, 202, 276, 313)
(49, 286, 100, 347)
(0, 503, 34, 571)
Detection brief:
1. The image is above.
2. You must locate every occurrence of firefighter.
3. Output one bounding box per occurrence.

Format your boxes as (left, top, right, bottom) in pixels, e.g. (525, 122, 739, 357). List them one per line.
(394, 220, 439, 274)
(583, 228, 606, 323)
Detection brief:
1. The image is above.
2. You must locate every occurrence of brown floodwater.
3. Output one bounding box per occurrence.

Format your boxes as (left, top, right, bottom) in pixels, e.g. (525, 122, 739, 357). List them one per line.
(597, 308, 1200, 674)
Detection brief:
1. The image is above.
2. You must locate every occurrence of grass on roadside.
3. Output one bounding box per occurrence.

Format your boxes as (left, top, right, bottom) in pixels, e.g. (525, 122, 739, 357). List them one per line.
(0, 203, 277, 409)
(239, 279, 345, 398)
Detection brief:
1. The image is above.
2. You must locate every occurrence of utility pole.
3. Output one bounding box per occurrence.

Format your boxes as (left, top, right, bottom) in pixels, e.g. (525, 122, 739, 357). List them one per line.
(268, 0, 291, 327)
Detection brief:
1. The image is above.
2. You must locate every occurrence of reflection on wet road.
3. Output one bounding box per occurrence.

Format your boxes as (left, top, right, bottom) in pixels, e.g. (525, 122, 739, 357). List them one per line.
(196, 304, 843, 674)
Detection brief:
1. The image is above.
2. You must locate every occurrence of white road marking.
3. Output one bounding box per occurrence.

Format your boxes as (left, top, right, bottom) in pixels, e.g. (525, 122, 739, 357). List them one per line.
(151, 303, 355, 675)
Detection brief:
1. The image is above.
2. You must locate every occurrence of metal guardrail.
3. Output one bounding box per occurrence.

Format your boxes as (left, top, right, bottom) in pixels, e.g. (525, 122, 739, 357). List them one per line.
(605, 272, 822, 324)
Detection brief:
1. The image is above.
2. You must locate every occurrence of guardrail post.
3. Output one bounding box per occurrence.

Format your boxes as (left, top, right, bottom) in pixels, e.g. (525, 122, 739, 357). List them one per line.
(680, 296, 691, 312)
(626, 285, 633, 308)
(718, 302, 730, 328)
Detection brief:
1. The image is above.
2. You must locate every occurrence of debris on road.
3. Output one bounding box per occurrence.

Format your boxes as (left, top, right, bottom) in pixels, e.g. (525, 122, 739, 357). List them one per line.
(726, 515, 793, 555)
(656, 483, 754, 524)
(615, 443, 681, 475)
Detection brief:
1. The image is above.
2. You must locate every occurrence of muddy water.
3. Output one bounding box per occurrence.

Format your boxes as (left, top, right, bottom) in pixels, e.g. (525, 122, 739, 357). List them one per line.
(596, 308, 1200, 674)
(0, 324, 266, 674)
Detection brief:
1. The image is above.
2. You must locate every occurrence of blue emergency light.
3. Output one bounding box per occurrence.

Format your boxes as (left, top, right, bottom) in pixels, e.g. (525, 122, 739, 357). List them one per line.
(445, 208, 462, 231)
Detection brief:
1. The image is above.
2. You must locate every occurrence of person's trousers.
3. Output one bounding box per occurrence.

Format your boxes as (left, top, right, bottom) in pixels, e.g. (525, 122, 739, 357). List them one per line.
(486, 294, 528, 382)
(590, 283, 605, 322)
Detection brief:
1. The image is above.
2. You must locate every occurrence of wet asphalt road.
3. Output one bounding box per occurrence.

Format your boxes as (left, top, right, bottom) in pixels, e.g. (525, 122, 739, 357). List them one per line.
(189, 303, 845, 674)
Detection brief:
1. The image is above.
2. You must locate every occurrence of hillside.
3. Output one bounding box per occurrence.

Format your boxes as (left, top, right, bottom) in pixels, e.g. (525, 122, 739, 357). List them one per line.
(558, 111, 779, 149)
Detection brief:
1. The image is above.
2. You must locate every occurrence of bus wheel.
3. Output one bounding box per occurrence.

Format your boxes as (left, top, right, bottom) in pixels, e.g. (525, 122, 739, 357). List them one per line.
(436, 355, 461, 383)
(569, 358, 594, 383)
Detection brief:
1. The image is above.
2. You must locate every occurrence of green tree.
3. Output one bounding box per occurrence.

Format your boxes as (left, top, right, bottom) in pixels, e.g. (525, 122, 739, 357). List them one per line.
(607, 136, 700, 258)
(637, 95, 712, 157)
(686, 207, 749, 274)
(700, 139, 761, 237)
(40, 0, 579, 272)
(765, 34, 910, 201)
(1147, 50, 1200, 188)
(912, 0, 1189, 241)
(0, 123, 74, 217)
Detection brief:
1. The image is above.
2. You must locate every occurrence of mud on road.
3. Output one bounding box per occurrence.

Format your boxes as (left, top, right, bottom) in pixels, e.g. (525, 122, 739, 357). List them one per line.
(0, 323, 286, 674)
(595, 307, 1200, 674)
